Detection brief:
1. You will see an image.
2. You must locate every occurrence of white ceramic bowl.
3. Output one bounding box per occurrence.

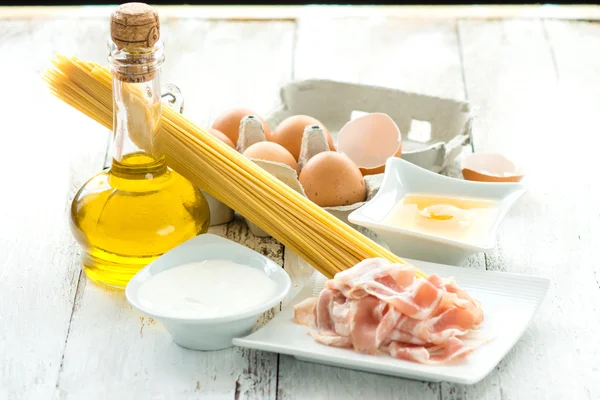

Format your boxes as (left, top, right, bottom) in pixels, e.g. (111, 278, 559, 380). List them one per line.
(348, 158, 526, 266)
(125, 234, 291, 351)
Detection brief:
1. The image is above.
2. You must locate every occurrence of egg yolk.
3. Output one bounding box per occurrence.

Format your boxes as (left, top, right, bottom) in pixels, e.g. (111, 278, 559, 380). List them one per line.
(418, 204, 472, 227)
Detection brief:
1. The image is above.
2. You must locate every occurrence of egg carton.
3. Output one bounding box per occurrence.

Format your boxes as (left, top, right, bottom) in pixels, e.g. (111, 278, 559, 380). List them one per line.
(207, 79, 473, 236)
(268, 79, 473, 171)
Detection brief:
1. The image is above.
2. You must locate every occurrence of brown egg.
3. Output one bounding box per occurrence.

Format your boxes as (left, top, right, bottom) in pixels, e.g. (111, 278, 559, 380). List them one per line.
(299, 151, 366, 207)
(208, 128, 235, 149)
(211, 108, 271, 147)
(243, 141, 299, 174)
(269, 115, 335, 160)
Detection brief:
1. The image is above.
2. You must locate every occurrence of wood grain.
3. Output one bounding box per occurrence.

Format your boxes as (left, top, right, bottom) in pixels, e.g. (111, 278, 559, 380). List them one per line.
(0, 19, 110, 399)
(55, 19, 295, 399)
(458, 19, 600, 399)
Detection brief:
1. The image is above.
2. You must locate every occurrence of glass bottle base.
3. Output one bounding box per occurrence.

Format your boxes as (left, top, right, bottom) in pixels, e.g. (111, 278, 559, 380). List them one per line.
(81, 249, 159, 289)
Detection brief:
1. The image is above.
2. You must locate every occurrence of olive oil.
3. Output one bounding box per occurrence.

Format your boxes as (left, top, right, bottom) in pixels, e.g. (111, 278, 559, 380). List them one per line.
(70, 153, 210, 288)
(69, 4, 210, 289)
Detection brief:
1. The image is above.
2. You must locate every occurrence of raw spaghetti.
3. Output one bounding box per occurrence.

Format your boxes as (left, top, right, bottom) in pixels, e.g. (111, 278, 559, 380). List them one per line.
(43, 55, 426, 280)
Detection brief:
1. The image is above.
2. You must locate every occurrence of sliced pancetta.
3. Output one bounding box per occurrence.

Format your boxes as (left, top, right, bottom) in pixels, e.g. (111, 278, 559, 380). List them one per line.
(293, 258, 486, 365)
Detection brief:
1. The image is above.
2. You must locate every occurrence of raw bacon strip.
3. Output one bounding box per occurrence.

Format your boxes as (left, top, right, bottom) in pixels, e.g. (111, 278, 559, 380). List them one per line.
(350, 296, 381, 354)
(310, 331, 353, 348)
(388, 330, 427, 345)
(294, 297, 316, 327)
(388, 337, 477, 365)
(315, 288, 336, 332)
(375, 305, 402, 347)
(331, 300, 352, 336)
(293, 258, 486, 365)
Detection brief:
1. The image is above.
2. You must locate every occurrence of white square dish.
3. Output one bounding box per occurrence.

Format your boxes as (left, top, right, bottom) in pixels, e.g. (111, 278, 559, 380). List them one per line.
(348, 157, 527, 266)
(233, 258, 549, 385)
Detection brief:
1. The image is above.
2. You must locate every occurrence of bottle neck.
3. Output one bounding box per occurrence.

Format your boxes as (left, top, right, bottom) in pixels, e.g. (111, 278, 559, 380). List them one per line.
(108, 40, 166, 177)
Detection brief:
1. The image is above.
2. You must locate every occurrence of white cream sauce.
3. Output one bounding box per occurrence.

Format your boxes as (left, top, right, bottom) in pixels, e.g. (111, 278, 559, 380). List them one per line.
(137, 259, 278, 319)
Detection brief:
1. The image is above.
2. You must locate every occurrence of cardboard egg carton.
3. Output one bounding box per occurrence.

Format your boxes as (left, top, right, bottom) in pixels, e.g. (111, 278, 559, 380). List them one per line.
(207, 79, 473, 237)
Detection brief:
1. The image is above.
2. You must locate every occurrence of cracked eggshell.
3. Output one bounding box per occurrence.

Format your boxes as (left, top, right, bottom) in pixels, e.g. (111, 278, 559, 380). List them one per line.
(245, 159, 306, 237)
(461, 152, 524, 182)
(337, 112, 402, 176)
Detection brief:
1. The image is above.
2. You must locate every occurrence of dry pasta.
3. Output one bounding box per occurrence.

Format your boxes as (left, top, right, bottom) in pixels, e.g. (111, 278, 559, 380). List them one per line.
(43, 55, 426, 279)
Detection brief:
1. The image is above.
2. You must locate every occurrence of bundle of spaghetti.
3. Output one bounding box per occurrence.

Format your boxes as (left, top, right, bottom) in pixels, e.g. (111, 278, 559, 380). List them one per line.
(43, 55, 426, 279)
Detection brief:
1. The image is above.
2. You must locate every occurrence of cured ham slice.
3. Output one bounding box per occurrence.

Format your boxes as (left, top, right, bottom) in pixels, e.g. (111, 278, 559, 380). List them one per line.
(294, 258, 486, 365)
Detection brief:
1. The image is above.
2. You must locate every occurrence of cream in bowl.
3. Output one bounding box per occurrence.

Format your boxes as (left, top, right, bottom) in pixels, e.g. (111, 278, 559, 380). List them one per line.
(348, 158, 526, 266)
(125, 234, 291, 351)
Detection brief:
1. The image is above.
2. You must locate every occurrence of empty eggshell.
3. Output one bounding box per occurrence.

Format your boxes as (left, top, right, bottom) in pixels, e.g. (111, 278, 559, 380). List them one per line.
(211, 108, 271, 146)
(269, 115, 335, 160)
(299, 151, 366, 207)
(237, 115, 267, 154)
(298, 125, 330, 172)
(461, 152, 524, 182)
(336, 112, 402, 176)
(243, 141, 299, 174)
(208, 128, 235, 149)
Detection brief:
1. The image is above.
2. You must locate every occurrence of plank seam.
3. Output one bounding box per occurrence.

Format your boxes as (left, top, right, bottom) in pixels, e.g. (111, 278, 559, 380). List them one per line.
(541, 19, 561, 81)
(290, 19, 299, 80)
(455, 20, 470, 103)
(275, 354, 281, 400)
(455, 19, 474, 154)
(54, 271, 85, 394)
(54, 84, 113, 393)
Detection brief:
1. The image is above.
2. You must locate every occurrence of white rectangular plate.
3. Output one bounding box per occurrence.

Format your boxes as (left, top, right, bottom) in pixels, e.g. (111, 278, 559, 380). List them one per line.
(233, 258, 550, 385)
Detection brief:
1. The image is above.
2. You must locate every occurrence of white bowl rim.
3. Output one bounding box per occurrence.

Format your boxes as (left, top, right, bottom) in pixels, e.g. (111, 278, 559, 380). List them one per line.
(125, 234, 292, 325)
(348, 157, 526, 251)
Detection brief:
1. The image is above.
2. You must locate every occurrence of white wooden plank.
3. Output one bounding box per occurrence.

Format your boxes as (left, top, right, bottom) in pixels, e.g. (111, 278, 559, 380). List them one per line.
(160, 18, 293, 128)
(457, 19, 600, 399)
(278, 18, 473, 400)
(0, 19, 110, 399)
(56, 19, 295, 399)
(293, 18, 465, 100)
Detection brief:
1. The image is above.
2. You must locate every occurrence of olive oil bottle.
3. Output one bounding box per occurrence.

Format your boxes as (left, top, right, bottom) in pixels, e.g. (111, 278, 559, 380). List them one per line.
(70, 3, 210, 289)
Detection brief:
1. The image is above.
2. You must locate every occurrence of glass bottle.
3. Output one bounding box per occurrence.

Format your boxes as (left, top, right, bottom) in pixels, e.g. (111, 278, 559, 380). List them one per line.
(69, 29, 210, 289)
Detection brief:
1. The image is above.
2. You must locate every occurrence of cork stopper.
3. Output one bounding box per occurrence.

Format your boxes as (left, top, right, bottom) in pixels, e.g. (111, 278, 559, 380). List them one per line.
(111, 3, 160, 50)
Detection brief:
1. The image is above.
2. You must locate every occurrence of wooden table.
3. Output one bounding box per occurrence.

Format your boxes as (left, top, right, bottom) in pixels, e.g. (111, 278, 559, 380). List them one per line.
(2, 5, 599, 400)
